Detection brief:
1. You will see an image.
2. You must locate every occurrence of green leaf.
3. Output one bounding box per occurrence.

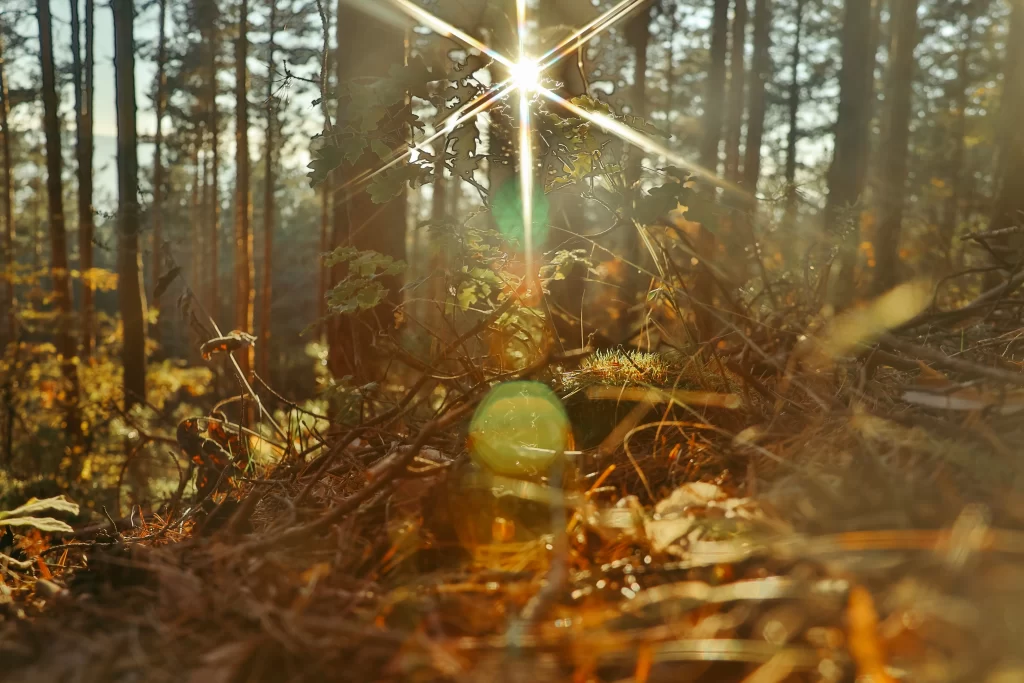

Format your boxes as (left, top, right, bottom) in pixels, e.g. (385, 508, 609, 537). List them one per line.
(0, 516, 74, 533)
(306, 144, 344, 188)
(338, 136, 368, 164)
(0, 495, 79, 520)
(367, 165, 424, 204)
(323, 246, 359, 267)
(356, 281, 388, 309)
(371, 139, 392, 161)
(633, 177, 695, 226)
(450, 122, 481, 180)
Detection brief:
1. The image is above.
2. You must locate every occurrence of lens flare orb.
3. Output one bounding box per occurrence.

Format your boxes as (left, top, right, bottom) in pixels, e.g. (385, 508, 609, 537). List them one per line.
(468, 381, 570, 478)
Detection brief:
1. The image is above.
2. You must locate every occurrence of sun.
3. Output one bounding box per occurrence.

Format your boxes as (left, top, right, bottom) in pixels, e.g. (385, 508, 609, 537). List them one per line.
(508, 59, 542, 93)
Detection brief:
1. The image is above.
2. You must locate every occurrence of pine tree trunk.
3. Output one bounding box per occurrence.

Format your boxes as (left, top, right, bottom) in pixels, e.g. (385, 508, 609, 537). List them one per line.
(872, 0, 919, 295)
(742, 0, 771, 194)
(318, 180, 330, 338)
(36, 0, 82, 451)
(151, 0, 168, 343)
(0, 27, 15, 346)
(987, 0, 1024, 278)
(664, 7, 679, 138)
(71, 0, 96, 359)
(190, 139, 203, 353)
(724, 0, 748, 183)
(700, 0, 730, 175)
(0, 24, 13, 468)
(783, 0, 804, 225)
(826, 0, 880, 306)
(942, 3, 978, 262)
(83, 0, 94, 355)
(619, 1, 653, 343)
(330, 0, 408, 381)
(625, 3, 651, 187)
(207, 27, 221, 323)
(112, 0, 148, 412)
(258, 0, 276, 381)
(234, 0, 254, 382)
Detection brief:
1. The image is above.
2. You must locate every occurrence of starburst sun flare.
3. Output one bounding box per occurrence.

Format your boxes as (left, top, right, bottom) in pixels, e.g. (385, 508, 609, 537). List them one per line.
(507, 59, 542, 93)
(343, 0, 734, 287)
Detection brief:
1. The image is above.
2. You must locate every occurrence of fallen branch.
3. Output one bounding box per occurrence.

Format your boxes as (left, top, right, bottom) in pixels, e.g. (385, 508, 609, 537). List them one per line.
(879, 333, 1024, 388)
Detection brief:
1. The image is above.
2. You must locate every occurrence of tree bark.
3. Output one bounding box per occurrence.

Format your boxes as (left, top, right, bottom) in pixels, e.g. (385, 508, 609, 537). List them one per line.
(234, 0, 254, 382)
(617, 1, 653, 343)
(625, 2, 652, 187)
(700, 0, 730, 175)
(0, 27, 14, 346)
(71, 0, 96, 359)
(724, 0, 748, 183)
(825, 0, 880, 306)
(318, 180, 330, 338)
(36, 0, 82, 446)
(664, 6, 680, 137)
(258, 0, 276, 381)
(872, 0, 919, 295)
(206, 21, 221, 323)
(742, 0, 771, 194)
(783, 0, 804, 225)
(942, 2, 978, 262)
(330, 0, 408, 381)
(112, 0, 148, 413)
(190, 139, 203, 350)
(151, 0, 168, 343)
(986, 0, 1024, 276)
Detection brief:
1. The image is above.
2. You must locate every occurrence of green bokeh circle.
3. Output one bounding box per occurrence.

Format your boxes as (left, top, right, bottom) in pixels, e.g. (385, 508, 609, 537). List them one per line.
(468, 381, 569, 478)
(491, 175, 550, 247)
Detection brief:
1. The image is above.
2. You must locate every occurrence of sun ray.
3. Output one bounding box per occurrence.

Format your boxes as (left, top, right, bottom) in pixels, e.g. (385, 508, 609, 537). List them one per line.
(537, 86, 749, 198)
(335, 80, 517, 199)
(515, 0, 536, 287)
(536, 0, 648, 71)
(387, 0, 515, 67)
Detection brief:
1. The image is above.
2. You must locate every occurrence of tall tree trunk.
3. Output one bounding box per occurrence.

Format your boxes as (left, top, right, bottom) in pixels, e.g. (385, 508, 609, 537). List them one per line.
(317, 1, 332, 343)
(112, 0, 147, 412)
(0, 26, 14, 466)
(700, 0, 730, 175)
(330, 0, 408, 381)
(318, 180, 330, 338)
(783, 0, 804, 225)
(872, 0, 919, 295)
(724, 0, 748, 183)
(618, 1, 653, 343)
(206, 27, 221, 322)
(151, 0, 168, 343)
(664, 6, 680, 138)
(986, 0, 1024, 277)
(234, 0, 254, 381)
(942, 2, 978, 261)
(0, 28, 15, 345)
(258, 0, 276, 381)
(83, 0, 94, 355)
(37, 0, 81, 452)
(626, 3, 652, 188)
(190, 139, 203, 349)
(201, 141, 212, 317)
(742, 0, 771, 194)
(825, 0, 880, 307)
(71, 0, 96, 359)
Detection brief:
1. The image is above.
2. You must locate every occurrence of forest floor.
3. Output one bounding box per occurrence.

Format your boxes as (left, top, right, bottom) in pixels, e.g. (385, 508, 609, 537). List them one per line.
(4, 292, 1024, 682)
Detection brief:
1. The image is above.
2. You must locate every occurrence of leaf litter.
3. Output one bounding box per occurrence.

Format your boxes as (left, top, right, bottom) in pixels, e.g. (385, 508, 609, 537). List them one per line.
(4, 284, 1024, 682)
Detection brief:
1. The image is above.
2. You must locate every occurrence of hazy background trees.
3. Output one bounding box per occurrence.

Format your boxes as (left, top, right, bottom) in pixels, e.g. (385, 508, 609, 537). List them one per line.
(0, 0, 1021, 500)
